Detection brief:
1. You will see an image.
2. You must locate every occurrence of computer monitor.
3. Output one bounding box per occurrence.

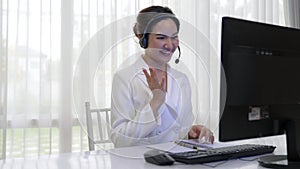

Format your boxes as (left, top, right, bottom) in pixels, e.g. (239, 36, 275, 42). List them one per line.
(219, 17, 300, 168)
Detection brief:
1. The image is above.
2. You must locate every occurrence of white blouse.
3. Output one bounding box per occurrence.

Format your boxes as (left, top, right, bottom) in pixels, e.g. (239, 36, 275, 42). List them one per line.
(110, 56, 195, 147)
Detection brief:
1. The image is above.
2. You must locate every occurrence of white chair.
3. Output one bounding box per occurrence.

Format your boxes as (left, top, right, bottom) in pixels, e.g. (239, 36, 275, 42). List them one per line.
(85, 102, 113, 151)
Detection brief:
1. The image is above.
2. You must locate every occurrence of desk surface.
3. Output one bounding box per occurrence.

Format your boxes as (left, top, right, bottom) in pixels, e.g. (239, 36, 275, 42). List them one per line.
(0, 135, 286, 169)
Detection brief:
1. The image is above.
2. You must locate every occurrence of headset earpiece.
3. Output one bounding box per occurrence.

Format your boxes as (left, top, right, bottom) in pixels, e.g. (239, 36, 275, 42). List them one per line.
(139, 34, 148, 49)
(175, 46, 181, 64)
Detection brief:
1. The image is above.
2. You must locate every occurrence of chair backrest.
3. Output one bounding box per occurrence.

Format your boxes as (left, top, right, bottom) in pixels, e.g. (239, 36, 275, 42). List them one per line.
(85, 102, 112, 151)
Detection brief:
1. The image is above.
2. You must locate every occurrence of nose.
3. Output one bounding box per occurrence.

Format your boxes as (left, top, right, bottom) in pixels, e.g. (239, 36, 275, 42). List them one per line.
(163, 37, 174, 49)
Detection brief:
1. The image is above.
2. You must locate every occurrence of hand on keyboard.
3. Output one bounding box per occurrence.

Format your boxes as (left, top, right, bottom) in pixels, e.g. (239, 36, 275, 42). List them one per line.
(188, 125, 214, 144)
(198, 136, 213, 145)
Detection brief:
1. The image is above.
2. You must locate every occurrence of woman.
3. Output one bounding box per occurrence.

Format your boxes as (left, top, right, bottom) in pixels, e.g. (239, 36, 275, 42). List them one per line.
(110, 6, 214, 147)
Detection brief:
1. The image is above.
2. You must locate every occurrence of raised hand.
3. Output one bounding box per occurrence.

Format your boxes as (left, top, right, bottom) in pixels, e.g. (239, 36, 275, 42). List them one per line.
(142, 67, 165, 92)
(142, 67, 166, 117)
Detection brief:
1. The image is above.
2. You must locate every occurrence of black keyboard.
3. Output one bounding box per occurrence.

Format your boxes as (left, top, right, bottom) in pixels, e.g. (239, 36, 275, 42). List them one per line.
(169, 144, 276, 164)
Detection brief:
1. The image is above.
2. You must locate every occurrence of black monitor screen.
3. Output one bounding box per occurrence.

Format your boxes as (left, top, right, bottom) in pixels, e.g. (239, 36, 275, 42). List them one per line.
(219, 17, 300, 167)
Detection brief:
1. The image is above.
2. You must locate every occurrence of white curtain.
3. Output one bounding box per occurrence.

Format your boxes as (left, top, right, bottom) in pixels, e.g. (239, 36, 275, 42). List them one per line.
(284, 0, 300, 28)
(0, 0, 285, 159)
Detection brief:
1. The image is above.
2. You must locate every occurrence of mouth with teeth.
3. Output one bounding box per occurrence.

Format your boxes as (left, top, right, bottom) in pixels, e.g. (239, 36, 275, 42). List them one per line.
(160, 50, 173, 56)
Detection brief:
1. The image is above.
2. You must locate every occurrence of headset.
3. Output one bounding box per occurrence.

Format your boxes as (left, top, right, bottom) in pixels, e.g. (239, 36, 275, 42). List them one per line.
(139, 13, 181, 64)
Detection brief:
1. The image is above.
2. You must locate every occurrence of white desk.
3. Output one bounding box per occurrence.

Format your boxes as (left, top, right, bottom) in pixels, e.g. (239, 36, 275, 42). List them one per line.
(0, 135, 286, 169)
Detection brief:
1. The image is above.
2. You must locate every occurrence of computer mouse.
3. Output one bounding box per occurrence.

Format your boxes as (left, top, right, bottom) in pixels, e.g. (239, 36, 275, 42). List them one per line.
(144, 149, 175, 165)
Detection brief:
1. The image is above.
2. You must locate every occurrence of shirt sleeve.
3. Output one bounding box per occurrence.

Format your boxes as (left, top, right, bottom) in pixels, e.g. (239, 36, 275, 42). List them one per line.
(110, 72, 161, 146)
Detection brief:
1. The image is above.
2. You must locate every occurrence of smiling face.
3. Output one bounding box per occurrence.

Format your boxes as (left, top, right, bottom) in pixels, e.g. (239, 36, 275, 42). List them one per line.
(143, 18, 179, 68)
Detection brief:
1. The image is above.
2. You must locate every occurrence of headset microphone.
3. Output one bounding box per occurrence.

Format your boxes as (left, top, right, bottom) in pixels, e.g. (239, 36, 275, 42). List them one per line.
(175, 46, 181, 64)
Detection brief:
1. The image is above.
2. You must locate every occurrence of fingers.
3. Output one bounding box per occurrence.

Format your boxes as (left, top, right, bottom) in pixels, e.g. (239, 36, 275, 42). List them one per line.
(198, 127, 214, 144)
(188, 125, 214, 144)
(149, 67, 156, 79)
(188, 128, 197, 138)
(142, 68, 151, 80)
(188, 125, 201, 139)
(142, 68, 165, 91)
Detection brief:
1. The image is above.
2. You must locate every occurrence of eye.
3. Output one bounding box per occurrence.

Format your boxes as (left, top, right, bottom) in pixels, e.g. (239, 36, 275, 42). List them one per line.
(171, 35, 178, 40)
(156, 36, 166, 40)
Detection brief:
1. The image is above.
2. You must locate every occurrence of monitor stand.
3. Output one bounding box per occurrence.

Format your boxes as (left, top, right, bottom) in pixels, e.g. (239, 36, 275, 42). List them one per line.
(258, 120, 300, 168)
(258, 155, 300, 168)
